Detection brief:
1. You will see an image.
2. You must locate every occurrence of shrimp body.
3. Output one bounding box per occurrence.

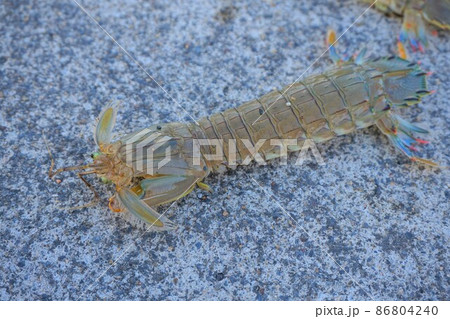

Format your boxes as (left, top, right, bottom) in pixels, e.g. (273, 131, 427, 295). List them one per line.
(51, 55, 435, 230)
(196, 62, 387, 171)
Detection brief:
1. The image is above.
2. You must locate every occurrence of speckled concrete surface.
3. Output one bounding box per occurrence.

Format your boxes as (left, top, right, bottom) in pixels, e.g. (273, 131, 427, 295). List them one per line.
(0, 0, 449, 300)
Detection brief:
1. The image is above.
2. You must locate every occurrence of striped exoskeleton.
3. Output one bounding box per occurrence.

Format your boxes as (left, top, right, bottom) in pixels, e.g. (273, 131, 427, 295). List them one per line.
(363, 0, 449, 55)
(49, 51, 436, 230)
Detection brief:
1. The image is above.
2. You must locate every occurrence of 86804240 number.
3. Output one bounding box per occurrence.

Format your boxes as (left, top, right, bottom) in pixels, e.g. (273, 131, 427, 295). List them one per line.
(375, 305, 438, 316)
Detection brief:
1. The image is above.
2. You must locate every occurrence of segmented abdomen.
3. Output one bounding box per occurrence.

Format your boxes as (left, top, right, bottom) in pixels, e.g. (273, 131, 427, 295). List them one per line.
(195, 63, 387, 170)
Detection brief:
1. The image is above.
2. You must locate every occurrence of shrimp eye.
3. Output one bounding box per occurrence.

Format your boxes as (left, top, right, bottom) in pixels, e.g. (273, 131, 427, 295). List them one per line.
(91, 152, 101, 159)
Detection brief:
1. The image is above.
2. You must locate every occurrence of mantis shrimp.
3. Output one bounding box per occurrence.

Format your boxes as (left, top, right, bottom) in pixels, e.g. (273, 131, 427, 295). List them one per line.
(49, 36, 437, 230)
(363, 0, 450, 57)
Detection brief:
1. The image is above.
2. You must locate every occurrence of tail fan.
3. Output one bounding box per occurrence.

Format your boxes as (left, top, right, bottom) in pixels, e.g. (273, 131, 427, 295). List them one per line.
(376, 113, 437, 166)
(369, 57, 437, 166)
(367, 56, 432, 106)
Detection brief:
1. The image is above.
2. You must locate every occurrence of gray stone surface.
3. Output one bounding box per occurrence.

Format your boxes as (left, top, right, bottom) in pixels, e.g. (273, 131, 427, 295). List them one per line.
(0, 0, 448, 300)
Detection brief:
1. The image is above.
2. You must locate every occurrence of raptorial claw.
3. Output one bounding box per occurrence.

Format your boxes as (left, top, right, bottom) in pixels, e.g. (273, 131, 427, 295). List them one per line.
(117, 187, 177, 230)
(139, 175, 199, 207)
(94, 101, 119, 152)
